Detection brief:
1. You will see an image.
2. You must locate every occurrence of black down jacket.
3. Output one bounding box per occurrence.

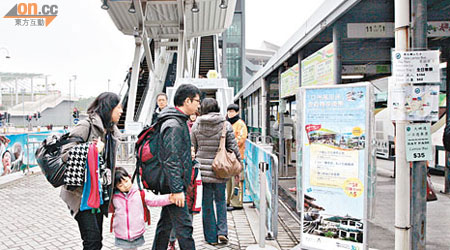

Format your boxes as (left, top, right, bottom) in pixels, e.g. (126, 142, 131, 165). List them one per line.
(159, 107, 193, 194)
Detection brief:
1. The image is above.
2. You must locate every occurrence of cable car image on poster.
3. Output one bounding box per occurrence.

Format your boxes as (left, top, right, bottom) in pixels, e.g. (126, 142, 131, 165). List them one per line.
(300, 83, 372, 250)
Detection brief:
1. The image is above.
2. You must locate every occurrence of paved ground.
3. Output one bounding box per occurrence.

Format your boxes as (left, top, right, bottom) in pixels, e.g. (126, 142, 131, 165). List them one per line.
(0, 171, 294, 250)
(2, 158, 450, 249)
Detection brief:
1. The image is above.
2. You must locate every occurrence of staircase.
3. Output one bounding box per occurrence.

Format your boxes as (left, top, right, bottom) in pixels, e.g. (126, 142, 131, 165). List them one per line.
(198, 35, 215, 77)
(118, 56, 151, 130)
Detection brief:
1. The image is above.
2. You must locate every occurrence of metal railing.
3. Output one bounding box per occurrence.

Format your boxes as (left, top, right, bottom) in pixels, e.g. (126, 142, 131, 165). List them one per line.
(116, 135, 138, 169)
(244, 139, 279, 240)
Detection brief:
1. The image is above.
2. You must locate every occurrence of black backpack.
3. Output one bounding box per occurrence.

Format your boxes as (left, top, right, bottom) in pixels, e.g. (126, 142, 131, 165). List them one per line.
(35, 122, 92, 188)
(134, 117, 170, 194)
(443, 122, 450, 152)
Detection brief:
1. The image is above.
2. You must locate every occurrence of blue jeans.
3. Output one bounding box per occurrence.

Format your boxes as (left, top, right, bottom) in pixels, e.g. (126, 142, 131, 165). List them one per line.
(202, 182, 228, 243)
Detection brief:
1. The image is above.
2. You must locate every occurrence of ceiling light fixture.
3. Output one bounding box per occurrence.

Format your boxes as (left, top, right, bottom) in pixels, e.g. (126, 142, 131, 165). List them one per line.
(219, 0, 227, 9)
(128, 1, 136, 14)
(342, 74, 364, 79)
(191, 0, 199, 13)
(101, 0, 109, 10)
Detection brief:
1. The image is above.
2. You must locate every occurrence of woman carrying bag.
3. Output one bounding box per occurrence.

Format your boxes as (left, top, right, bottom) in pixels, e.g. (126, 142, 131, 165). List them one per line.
(190, 98, 241, 245)
(59, 92, 123, 250)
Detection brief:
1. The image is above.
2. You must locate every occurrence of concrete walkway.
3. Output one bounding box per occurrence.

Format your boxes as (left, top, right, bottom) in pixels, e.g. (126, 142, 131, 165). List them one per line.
(0, 171, 290, 250)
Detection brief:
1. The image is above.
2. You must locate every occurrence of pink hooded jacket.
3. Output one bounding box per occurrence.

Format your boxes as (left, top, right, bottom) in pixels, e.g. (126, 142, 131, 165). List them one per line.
(112, 185, 171, 240)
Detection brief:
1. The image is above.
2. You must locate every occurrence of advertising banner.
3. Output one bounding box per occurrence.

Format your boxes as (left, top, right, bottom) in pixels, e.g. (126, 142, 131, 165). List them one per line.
(0, 130, 66, 176)
(300, 84, 372, 250)
(280, 64, 300, 98)
(244, 140, 275, 234)
(301, 43, 335, 87)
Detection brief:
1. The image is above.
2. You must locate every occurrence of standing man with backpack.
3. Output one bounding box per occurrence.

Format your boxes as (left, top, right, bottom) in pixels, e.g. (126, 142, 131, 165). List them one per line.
(152, 84, 200, 250)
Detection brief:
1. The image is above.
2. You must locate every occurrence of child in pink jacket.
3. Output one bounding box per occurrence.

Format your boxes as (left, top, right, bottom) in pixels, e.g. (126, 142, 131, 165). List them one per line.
(111, 167, 173, 249)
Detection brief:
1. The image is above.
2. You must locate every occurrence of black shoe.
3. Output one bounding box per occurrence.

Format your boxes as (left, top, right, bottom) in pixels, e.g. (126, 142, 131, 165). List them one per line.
(227, 206, 234, 211)
(218, 235, 228, 244)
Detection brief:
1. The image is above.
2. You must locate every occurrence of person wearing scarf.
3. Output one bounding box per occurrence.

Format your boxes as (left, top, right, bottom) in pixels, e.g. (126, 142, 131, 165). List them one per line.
(59, 92, 122, 250)
(225, 104, 248, 211)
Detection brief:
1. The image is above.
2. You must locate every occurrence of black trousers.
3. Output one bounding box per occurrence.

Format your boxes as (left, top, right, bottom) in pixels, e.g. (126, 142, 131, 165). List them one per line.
(152, 204, 195, 250)
(75, 210, 104, 250)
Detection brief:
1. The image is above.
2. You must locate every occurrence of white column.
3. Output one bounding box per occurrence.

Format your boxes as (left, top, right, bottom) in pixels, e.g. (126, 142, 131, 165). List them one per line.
(394, 0, 411, 249)
(31, 77, 34, 102)
(15, 78, 18, 105)
(125, 43, 143, 128)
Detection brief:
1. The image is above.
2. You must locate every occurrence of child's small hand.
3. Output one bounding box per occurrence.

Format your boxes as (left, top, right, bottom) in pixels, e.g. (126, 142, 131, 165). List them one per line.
(169, 193, 176, 204)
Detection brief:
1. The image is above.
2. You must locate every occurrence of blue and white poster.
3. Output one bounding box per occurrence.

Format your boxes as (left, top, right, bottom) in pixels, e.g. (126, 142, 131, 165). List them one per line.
(0, 130, 66, 176)
(244, 140, 274, 234)
(300, 84, 371, 250)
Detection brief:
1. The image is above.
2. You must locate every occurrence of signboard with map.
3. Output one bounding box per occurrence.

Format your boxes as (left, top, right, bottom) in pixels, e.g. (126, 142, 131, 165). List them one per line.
(389, 85, 440, 121)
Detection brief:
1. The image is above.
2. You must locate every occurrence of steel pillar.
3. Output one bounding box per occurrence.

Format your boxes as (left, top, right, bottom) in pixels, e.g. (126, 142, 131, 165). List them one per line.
(410, 0, 428, 249)
(333, 23, 342, 84)
(394, 0, 412, 249)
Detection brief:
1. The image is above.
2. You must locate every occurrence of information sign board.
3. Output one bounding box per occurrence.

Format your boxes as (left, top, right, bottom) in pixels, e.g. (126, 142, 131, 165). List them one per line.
(392, 50, 440, 84)
(347, 21, 450, 38)
(389, 84, 440, 121)
(125, 122, 143, 135)
(405, 123, 432, 162)
(300, 83, 373, 250)
(301, 43, 334, 86)
(280, 64, 299, 98)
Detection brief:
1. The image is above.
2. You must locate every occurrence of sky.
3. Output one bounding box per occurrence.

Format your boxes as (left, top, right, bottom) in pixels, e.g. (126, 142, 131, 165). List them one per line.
(0, 0, 325, 98)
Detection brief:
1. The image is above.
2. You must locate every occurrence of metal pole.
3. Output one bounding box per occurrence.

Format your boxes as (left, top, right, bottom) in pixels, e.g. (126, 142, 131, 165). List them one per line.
(445, 48, 450, 193)
(278, 67, 286, 176)
(296, 51, 303, 212)
(22, 89, 25, 130)
(333, 23, 342, 85)
(394, 0, 411, 249)
(410, 0, 427, 249)
(45, 75, 48, 92)
(261, 78, 267, 139)
(15, 77, 18, 105)
(30, 77, 34, 102)
(176, 28, 185, 79)
(259, 162, 267, 248)
(246, 162, 277, 250)
(72, 75, 77, 98)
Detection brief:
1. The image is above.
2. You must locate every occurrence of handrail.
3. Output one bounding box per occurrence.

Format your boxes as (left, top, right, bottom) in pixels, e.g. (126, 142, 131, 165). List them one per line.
(134, 73, 151, 121)
(244, 139, 279, 239)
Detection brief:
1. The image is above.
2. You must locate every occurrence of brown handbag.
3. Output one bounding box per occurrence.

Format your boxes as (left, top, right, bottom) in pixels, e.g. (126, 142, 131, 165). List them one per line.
(212, 122, 242, 178)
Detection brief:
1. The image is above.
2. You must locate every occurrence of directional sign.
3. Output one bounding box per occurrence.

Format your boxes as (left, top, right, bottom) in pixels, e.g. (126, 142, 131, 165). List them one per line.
(405, 123, 432, 162)
(392, 50, 440, 84)
(73, 118, 80, 125)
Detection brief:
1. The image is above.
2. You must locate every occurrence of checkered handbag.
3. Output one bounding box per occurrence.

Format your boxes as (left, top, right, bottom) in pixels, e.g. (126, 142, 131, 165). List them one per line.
(64, 143, 90, 186)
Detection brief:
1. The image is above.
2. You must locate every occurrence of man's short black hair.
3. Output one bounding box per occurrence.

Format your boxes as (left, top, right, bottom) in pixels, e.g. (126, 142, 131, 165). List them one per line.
(174, 84, 200, 107)
(227, 103, 239, 112)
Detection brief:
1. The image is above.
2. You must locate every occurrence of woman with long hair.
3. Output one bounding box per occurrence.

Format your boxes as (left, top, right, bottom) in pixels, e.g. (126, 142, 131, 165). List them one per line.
(190, 98, 241, 245)
(60, 92, 123, 250)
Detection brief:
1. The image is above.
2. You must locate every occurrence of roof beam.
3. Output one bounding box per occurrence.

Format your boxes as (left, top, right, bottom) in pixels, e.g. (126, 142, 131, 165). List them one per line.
(144, 20, 179, 27)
